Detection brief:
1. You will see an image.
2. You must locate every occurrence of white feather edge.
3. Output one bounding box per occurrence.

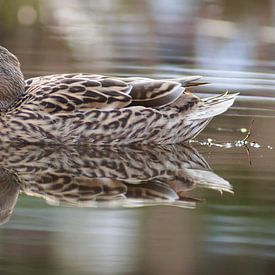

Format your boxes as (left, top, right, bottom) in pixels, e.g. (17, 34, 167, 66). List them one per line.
(186, 92, 239, 120)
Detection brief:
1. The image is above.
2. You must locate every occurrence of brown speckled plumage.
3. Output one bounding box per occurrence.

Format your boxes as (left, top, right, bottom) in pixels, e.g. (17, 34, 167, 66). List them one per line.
(0, 144, 232, 224)
(0, 46, 238, 144)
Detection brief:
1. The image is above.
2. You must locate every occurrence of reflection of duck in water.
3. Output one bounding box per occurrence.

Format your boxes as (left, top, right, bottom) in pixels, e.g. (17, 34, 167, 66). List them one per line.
(0, 144, 232, 224)
(0, 46, 237, 144)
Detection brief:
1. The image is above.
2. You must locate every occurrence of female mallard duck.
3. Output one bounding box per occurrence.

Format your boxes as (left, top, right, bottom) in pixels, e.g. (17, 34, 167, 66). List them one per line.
(0, 46, 237, 144)
(0, 144, 232, 224)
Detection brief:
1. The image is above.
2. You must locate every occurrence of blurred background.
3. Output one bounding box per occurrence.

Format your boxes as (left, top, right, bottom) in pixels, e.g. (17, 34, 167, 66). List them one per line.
(1, 0, 275, 76)
(1, 0, 275, 274)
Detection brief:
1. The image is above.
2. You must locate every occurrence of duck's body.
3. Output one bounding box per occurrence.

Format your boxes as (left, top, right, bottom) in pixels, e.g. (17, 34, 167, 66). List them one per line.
(0, 46, 237, 144)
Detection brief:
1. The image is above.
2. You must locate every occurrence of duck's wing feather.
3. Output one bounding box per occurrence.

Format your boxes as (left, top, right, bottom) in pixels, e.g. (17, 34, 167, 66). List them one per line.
(24, 75, 133, 113)
(25, 73, 104, 89)
(165, 75, 207, 87)
(129, 80, 184, 108)
(24, 74, 189, 112)
(23, 74, 207, 113)
(121, 75, 205, 108)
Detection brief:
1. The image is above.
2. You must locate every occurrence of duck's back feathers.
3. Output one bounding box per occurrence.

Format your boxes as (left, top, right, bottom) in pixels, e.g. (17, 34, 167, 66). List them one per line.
(23, 74, 206, 113)
(24, 76, 133, 113)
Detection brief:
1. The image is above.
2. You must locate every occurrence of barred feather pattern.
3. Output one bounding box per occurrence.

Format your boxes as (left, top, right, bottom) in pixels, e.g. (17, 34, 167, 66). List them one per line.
(0, 144, 231, 211)
(1, 107, 209, 144)
(0, 74, 238, 144)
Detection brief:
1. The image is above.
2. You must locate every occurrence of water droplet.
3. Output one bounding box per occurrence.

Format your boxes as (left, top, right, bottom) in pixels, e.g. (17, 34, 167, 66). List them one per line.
(251, 142, 260, 148)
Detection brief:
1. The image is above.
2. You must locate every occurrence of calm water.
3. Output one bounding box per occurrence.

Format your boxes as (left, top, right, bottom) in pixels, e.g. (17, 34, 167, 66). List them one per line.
(1, 0, 275, 274)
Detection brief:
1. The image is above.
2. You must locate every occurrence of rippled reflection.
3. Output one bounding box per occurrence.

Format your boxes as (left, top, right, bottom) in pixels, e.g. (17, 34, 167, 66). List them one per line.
(0, 144, 231, 225)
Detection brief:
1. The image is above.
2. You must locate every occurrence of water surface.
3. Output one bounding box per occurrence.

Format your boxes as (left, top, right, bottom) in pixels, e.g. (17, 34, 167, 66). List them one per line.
(0, 0, 275, 274)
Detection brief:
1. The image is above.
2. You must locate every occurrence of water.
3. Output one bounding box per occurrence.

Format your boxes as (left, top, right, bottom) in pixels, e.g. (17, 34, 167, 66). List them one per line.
(1, 0, 275, 274)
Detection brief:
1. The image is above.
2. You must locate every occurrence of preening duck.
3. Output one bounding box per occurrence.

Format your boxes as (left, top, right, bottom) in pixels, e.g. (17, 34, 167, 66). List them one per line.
(0, 46, 237, 144)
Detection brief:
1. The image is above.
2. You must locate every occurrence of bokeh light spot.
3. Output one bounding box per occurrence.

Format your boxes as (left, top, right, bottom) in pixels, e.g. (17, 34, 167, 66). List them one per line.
(17, 5, 37, 26)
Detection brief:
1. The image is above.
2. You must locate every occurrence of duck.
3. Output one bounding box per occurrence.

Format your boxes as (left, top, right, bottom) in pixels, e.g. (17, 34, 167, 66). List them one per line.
(0, 45, 238, 144)
(0, 143, 232, 224)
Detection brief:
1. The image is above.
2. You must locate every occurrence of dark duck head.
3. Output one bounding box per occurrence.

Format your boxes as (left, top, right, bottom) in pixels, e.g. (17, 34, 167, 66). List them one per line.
(0, 46, 25, 112)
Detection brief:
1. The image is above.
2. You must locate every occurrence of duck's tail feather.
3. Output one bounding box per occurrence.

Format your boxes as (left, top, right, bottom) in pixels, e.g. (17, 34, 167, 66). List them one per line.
(167, 75, 208, 87)
(186, 92, 239, 120)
